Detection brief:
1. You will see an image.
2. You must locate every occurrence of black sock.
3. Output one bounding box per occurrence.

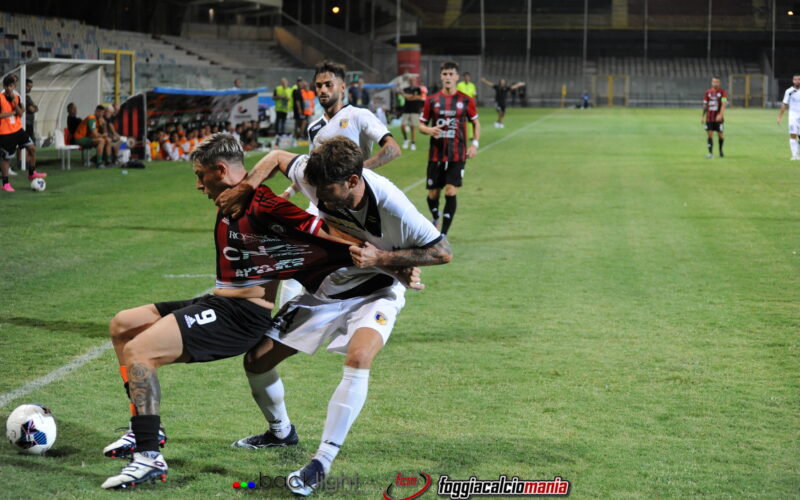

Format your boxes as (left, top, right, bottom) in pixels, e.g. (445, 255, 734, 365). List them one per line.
(427, 197, 440, 220)
(707, 138, 713, 154)
(2, 176, 8, 185)
(718, 138, 724, 156)
(131, 415, 161, 453)
(442, 195, 457, 235)
(27, 166, 34, 176)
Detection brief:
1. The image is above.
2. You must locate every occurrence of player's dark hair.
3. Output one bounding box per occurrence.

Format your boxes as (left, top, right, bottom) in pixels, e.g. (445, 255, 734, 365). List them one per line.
(26, 78, 32, 84)
(305, 136, 364, 186)
(440, 61, 459, 72)
(190, 132, 244, 167)
(3, 74, 16, 87)
(95, 105, 105, 112)
(314, 60, 347, 82)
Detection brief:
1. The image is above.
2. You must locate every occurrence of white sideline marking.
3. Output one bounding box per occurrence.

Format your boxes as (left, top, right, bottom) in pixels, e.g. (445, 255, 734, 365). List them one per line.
(399, 111, 558, 193)
(0, 342, 112, 409)
(0, 287, 215, 409)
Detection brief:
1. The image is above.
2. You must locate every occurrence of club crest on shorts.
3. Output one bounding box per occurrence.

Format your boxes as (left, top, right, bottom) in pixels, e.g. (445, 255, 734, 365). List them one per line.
(374, 312, 388, 325)
(339, 119, 349, 129)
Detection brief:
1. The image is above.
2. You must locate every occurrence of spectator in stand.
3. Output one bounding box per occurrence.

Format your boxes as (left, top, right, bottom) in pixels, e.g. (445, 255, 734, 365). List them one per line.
(67, 102, 81, 138)
(348, 78, 370, 108)
(273, 77, 291, 137)
(233, 79, 243, 89)
(73, 104, 112, 166)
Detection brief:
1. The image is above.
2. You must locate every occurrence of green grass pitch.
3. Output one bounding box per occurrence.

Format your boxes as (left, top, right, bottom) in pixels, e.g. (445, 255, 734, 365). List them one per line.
(0, 107, 797, 498)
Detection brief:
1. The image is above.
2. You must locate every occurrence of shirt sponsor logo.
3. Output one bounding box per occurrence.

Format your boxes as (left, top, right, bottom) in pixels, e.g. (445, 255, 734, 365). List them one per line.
(339, 118, 349, 129)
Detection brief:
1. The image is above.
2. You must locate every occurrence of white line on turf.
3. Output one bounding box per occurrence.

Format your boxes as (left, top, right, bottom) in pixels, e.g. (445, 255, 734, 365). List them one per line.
(399, 110, 559, 193)
(0, 286, 215, 409)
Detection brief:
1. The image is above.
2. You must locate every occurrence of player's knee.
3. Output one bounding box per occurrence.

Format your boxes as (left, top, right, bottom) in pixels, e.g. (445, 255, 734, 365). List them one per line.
(345, 347, 376, 369)
(109, 310, 136, 341)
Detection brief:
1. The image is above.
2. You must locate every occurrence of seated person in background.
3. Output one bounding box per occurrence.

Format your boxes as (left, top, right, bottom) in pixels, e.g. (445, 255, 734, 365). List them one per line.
(66, 103, 82, 139)
(148, 131, 161, 161)
(161, 132, 182, 161)
(73, 105, 112, 166)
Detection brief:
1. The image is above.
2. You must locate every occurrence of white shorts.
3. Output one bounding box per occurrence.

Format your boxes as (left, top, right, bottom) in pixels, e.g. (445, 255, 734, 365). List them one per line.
(788, 115, 800, 135)
(267, 282, 406, 355)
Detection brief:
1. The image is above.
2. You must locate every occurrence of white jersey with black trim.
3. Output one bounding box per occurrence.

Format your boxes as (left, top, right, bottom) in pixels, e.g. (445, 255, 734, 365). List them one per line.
(306, 104, 391, 157)
(285, 154, 442, 298)
(783, 87, 800, 119)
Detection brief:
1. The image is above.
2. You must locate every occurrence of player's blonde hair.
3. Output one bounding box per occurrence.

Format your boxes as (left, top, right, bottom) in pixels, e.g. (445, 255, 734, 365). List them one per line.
(190, 133, 244, 168)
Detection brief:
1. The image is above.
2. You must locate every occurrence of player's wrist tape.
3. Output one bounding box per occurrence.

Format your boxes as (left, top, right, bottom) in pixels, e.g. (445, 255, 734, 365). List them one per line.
(472, 140, 479, 148)
(285, 186, 296, 197)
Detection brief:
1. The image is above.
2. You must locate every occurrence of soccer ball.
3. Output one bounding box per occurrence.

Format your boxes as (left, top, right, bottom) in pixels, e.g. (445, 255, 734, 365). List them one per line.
(30, 178, 46, 192)
(6, 404, 57, 455)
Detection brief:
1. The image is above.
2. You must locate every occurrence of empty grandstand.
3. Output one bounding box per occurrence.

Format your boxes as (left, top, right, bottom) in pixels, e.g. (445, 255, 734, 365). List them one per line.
(1, 1, 797, 108)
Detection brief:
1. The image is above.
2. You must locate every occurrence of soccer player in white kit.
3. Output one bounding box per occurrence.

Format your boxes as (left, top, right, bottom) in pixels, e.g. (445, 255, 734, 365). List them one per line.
(219, 136, 450, 497)
(278, 60, 402, 307)
(777, 73, 800, 161)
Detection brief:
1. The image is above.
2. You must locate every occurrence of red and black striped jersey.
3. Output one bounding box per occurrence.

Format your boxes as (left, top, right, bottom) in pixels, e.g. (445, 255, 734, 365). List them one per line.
(703, 88, 727, 122)
(215, 186, 353, 293)
(420, 90, 478, 162)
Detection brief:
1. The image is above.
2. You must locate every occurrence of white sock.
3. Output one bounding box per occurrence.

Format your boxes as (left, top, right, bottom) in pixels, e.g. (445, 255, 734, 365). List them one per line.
(278, 279, 304, 309)
(246, 369, 291, 438)
(314, 366, 370, 474)
(791, 138, 799, 157)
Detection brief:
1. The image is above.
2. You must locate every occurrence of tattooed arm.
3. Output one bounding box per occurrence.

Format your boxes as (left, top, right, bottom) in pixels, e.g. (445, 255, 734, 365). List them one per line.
(349, 239, 452, 268)
(363, 136, 401, 170)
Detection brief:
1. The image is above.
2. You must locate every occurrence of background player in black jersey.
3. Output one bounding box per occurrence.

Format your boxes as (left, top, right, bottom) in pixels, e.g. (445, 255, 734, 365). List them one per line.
(100, 134, 418, 490)
(480, 77, 525, 128)
(419, 61, 480, 235)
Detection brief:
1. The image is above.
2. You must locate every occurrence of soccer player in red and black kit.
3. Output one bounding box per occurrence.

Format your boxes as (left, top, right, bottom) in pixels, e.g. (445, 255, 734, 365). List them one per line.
(702, 76, 728, 159)
(100, 134, 419, 490)
(419, 60, 481, 236)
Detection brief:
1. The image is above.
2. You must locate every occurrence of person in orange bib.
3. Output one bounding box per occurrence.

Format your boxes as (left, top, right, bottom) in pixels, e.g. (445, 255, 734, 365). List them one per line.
(0, 75, 45, 192)
(73, 105, 112, 167)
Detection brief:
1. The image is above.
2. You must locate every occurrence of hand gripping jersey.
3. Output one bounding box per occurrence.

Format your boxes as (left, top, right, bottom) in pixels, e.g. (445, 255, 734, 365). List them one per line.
(285, 155, 442, 298)
(215, 185, 354, 293)
(420, 90, 478, 162)
(703, 88, 727, 123)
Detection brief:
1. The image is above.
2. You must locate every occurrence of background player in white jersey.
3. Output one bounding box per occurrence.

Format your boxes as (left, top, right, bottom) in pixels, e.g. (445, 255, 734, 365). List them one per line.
(217, 136, 451, 497)
(777, 73, 800, 161)
(278, 60, 402, 307)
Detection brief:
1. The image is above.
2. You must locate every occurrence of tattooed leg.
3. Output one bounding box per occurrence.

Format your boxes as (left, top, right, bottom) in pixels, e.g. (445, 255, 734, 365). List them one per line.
(128, 362, 161, 416)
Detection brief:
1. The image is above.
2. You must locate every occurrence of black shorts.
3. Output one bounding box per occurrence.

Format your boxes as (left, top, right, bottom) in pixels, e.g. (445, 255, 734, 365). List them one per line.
(155, 295, 273, 363)
(705, 121, 724, 132)
(0, 129, 34, 159)
(496, 102, 507, 113)
(427, 161, 465, 189)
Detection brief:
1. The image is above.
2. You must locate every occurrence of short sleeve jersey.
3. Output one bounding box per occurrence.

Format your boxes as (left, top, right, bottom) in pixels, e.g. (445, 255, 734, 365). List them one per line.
(419, 90, 478, 162)
(215, 185, 353, 292)
(782, 87, 800, 118)
(703, 88, 728, 123)
(307, 104, 391, 158)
